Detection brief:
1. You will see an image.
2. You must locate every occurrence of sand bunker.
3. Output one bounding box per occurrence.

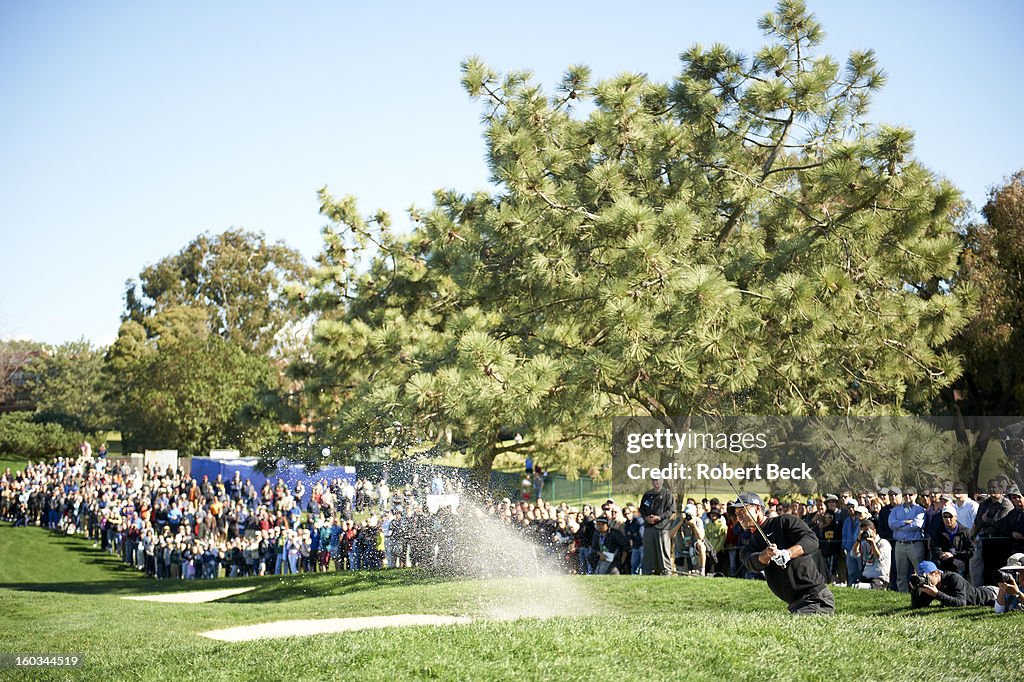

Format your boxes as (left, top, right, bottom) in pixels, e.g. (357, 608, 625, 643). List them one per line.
(200, 614, 474, 641)
(122, 587, 257, 603)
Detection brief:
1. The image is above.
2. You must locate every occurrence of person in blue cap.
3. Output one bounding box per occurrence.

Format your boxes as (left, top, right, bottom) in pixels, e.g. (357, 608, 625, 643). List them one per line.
(910, 559, 998, 608)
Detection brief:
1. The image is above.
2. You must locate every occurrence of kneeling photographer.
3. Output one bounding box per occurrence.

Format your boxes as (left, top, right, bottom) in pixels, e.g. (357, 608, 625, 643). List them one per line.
(851, 521, 891, 589)
(994, 553, 1024, 613)
(910, 560, 997, 608)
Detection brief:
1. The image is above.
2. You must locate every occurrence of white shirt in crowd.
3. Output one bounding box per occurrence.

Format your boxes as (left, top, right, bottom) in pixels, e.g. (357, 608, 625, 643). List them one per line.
(954, 498, 979, 531)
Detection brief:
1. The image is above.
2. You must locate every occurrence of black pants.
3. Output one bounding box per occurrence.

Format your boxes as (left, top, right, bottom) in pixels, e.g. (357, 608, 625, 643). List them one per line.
(788, 586, 835, 615)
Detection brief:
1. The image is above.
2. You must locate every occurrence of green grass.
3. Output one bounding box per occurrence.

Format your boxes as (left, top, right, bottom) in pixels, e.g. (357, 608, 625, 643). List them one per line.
(0, 455, 28, 475)
(0, 524, 1021, 681)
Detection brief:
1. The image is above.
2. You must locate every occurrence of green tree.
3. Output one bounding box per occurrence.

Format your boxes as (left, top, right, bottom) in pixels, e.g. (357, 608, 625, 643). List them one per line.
(302, 1, 972, 483)
(124, 229, 311, 355)
(0, 339, 44, 409)
(938, 171, 1024, 489)
(26, 339, 112, 433)
(106, 307, 280, 458)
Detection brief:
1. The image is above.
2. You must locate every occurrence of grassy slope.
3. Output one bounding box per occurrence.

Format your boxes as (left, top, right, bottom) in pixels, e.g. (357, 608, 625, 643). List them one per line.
(1, 525, 1021, 682)
(0, 455, 28, 475)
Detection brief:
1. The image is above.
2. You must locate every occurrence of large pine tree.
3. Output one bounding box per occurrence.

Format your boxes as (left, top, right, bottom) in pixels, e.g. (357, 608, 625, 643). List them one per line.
(301, 1, 972, 482)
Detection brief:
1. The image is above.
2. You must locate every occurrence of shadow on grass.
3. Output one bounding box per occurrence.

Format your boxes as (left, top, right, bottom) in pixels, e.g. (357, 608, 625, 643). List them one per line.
(220, 569, 454, 603)
(874, 604, 1006, 620)
(1, 526, 460, 600)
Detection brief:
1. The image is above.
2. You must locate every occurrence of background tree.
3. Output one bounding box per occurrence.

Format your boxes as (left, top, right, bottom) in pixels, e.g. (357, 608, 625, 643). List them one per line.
(106, 307, 279, 458)
(123, 229, 311, 355)
(302, 0, 973, 482)
(936, 171, 1024, 489)
(26, 339, 112, 434)
(0, 339, 44, 410)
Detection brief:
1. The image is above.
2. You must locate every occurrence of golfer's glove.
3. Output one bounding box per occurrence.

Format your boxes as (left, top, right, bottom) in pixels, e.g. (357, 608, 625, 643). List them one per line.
(771, 549, 791, 567)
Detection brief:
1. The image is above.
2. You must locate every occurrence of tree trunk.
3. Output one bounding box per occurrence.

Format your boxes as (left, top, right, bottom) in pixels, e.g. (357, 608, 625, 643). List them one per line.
(469, 440, 497, 496)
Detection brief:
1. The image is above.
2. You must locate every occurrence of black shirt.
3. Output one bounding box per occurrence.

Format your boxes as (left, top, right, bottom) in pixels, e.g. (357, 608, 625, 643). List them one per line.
(638, 487, 676, 530)
(739, 514, 827, 605)
(911, 571, 995, 608)
(590, 528, 630, 560)
(996, 508, 1024, 552)
(928, 523, 971, 565)
(877, 505, 895, 541)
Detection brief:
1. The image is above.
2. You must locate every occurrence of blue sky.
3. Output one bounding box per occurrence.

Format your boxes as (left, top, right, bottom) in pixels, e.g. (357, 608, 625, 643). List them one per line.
(1, 1, 1021, 346)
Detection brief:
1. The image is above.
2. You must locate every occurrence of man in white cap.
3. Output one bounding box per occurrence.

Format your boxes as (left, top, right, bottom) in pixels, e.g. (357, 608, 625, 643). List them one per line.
(733, 492, 834, 614)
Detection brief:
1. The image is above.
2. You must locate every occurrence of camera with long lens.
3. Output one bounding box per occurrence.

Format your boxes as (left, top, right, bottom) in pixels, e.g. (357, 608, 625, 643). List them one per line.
(997, 570, 1017, 584)
(908, 574, 925, 590)
(683, 511, 693, 522)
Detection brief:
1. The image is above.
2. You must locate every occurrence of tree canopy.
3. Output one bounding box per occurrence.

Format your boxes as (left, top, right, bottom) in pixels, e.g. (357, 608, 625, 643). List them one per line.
(26, 339, 112, 434)
(105, 307, 278, 458)
(123, 229, 311, 355)
(937, 170, 1024, 488)
(297, 1, 975, 480)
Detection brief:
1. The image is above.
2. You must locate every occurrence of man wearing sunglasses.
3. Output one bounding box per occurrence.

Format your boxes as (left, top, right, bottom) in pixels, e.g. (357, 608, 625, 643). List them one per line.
(928, 505, 971, 575)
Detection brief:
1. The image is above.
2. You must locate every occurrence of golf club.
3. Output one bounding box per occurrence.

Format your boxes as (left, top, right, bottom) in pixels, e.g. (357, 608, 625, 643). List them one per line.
(724, 476, 787, 567)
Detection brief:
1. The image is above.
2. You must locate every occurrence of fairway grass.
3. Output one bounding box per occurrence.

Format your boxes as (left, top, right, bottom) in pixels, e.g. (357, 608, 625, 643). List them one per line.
(0, 525, 1021, 681)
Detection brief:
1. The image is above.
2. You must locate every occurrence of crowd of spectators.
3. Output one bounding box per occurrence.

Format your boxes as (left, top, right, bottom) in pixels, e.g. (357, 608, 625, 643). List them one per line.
(0, 455, 471, 579)
(2, 454, 1022, 612)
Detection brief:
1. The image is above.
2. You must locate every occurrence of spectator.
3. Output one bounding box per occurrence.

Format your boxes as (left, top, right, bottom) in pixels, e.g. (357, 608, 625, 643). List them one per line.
(888, 487, 926, 593)
(997, 487, 1024, 555)
(638, 479, 675, 576)
(623, 506, 644, 575)
(589, 516, 628, 575)
(929, 505, 971, 575)
(841, 500, 862, 586)
(705, 509, 728, 573)
(972, 479, 1013, 586)
(851, 520, 890, 590)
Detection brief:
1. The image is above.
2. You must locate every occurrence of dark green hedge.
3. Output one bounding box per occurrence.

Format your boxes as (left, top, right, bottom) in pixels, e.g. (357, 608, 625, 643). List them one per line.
(0, 412, 86, 460)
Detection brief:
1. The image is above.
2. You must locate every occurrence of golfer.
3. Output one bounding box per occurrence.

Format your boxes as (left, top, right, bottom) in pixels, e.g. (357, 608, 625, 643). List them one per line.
(732, 492, 835, 614)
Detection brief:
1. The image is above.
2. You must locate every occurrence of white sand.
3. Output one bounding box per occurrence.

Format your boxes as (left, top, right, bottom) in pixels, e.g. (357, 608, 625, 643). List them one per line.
(200, 614, 474, 642)
(122, 587, 257, 603)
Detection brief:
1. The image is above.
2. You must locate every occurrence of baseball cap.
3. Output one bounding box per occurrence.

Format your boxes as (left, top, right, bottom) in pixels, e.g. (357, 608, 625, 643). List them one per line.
(854, 505, 869, 516)
(916, 561, 939, 575)
(844, 498, 856, 507)
(905, 486, 918, 495)
(878, 487, 889, 496)
(889, 486, 902, 495)
(952, 482, 967, 493)
(999, 553, 1024, 571)
(1007, 486, 1022, 497)
(595, 515, 610, 525)
(940, 506, 957, 518)
(824, 494, 838, 502)
(728, 492, 764, 508)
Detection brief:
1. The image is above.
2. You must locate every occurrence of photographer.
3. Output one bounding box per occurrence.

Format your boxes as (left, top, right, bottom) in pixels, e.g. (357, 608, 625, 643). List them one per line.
(851, 520, 891, 589)
(994, 553, 1024, 613)
(910, 560, 997, 608)
(671, 506, 707, 576)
